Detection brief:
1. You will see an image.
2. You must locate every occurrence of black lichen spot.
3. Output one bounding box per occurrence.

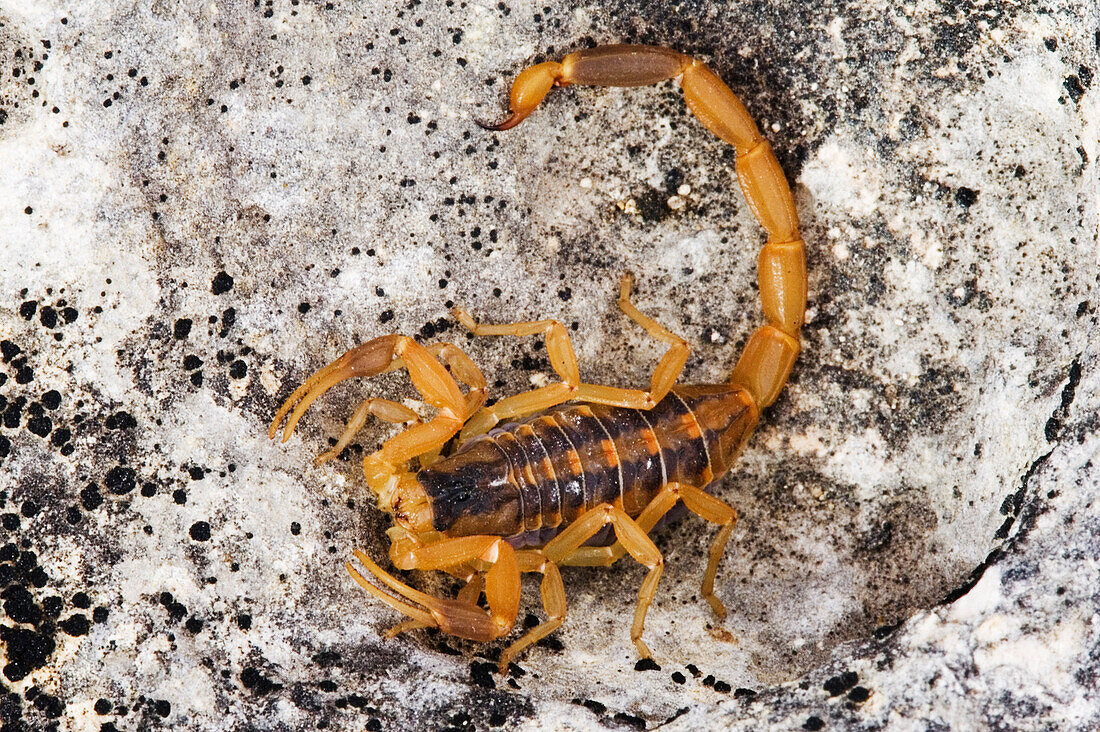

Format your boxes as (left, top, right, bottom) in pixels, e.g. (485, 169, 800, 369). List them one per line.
(714, 680, 732, 693)
(240, 667, 282, 694)
(159, 592, 186, 622)
(634, 658, 660, 671)
(39, 306, 57, 329)
(954, 187, 978, 208)
(470, 661, 496, 689)
(847, 686, 871, 703)
(183, 355, 203, 370)
(104, 466, 136, 495)
(873, 621, 900, 639)
(579, 699, 605, 715)
(185, 616, 203, 633)
(173, 318, 192, 339)
(671, 671, 686, 684)
(59, 614, 90, 636)
(823, 671, 858, 696)
(2, 513, 22, 530)
(80, 484, 103, 510)
(612, 712, 646, 730)
(26, 417, 51, 437)
(803, 717, 825, 731)
(41, 390, 61, 410)
(0, 341, 20, 362)
(297, 302, 311, 314)
(105, 411, 136, 429)
(236, 613, 252, 630)
(1064, 75, 1086, 104)
(42, 596, 62, 618)
(211, 271, 234, 295)
(229, 360, 247, 379)
(154, 699, 171, 717)
(94, 699, 111, 715)
(0, 626, 55, 681)
(19, 302, 36, 321)
(3, 585, 41, 624)
(189, 521, 211, 541)
(34, 693, 64, 718)
(219, 308, 236, 337)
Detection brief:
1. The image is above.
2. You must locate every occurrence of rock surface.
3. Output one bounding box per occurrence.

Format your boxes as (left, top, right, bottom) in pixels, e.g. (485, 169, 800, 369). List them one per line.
(0, 0, 1096, 729)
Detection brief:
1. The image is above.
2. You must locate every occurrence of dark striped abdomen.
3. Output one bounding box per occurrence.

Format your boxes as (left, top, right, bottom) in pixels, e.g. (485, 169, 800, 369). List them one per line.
(417, 384, 758, 547)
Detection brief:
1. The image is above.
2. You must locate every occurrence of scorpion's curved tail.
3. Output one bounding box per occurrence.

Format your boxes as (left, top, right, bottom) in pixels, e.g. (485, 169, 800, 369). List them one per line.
(483, 44, 807, 410)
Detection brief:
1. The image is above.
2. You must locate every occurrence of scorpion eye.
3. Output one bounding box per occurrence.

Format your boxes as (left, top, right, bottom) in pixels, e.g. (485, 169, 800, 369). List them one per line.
(451, 483, 473, 505)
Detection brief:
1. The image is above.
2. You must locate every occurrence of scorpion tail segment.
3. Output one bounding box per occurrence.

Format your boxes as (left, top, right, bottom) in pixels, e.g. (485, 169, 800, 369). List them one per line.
(482, 46, 700, 132)
(479, 61, 563, 131)
(729, 325, 801, 409)
(269, 335, 404, 442)
(680, 60, 763, 153)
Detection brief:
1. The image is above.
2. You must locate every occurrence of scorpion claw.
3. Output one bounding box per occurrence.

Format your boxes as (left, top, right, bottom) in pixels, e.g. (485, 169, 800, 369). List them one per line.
(347, 551, 437, 626)
(269, 335, 404, 442)
(347, 550, 505, 642)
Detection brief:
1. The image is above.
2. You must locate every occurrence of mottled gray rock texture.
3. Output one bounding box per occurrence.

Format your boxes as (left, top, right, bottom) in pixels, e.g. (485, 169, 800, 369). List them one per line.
(0, 0, 1096, 729)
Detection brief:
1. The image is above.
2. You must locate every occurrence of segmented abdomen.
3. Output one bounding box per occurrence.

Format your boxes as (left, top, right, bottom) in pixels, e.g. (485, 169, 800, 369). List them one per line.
(417, 384, 757, 546)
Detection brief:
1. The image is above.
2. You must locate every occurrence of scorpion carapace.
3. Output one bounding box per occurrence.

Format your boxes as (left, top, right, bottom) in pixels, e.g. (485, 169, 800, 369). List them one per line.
(270, 44, 806, 672)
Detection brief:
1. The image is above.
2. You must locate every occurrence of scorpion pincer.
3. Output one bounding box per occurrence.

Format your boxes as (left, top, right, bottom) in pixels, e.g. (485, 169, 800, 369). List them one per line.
(270, 45, 806, 673)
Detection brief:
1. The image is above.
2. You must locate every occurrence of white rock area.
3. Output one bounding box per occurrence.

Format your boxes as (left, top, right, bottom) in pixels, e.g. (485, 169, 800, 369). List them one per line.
(0, 0, 1096, 729)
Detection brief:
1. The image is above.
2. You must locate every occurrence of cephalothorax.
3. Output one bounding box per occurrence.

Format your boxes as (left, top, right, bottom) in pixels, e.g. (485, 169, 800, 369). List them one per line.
(271, 45, 805, 672)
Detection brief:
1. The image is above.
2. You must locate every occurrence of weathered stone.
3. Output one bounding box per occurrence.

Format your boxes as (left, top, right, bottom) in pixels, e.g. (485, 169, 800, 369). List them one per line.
(0, 0, 1096, 729)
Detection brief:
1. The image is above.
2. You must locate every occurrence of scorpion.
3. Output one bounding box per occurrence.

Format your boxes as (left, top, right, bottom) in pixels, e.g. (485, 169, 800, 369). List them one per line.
(270, 45, 805, 673)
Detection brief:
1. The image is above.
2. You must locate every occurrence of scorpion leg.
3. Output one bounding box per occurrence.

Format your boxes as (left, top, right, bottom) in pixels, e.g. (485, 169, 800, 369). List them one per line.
(454, 274, 689, 441)
(572, 274, 689, 409)
(543, 503, 663, 659)
(426, 342, 489, 418)
(562, 483, 737, 618)
(451, 309, 580, 441)
(314, 398, 420, 466)
(346, 536, 521, 644)
(498, 551, 566, 673)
